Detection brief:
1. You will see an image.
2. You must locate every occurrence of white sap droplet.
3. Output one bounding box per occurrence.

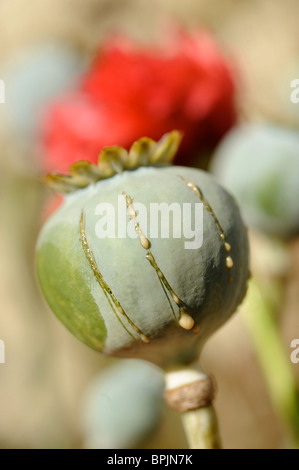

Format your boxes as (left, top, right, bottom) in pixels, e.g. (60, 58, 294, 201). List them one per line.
(179, 312, 195, 330)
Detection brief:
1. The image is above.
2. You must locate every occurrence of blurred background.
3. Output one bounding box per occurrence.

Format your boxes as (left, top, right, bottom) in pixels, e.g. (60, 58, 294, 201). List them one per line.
(0, 0, 299, 449)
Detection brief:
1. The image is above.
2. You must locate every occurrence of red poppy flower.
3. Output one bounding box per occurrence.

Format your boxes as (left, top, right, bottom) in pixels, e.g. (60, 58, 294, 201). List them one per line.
(41, 29, 236, 173)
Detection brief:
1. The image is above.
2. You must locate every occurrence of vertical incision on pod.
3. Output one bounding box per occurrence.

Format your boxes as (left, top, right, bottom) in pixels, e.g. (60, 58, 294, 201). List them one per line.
(124, 193, 195, 331)
(79, 211, 149, 343)
(178, 176, 233, 282)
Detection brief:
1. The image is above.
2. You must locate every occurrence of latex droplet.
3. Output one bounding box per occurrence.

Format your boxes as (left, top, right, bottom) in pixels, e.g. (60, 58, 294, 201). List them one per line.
(140, 237, 150, 250)
(146, 253, 154, 263)
(179, 312, 195, 330)
(128, 205, 137, 218)
(117, 306, 125, 315)
(225, 242, 231, 252)
(140, 334, 150, 343)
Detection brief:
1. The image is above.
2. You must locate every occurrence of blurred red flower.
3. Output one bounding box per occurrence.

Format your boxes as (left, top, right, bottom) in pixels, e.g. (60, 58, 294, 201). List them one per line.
(41, 29, 237, 173)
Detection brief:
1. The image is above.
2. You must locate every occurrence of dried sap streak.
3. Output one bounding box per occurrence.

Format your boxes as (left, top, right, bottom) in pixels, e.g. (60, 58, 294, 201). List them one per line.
(124, 193, 195, 331)
(179, 176, 234, 282)
(79, 211, 149, 343)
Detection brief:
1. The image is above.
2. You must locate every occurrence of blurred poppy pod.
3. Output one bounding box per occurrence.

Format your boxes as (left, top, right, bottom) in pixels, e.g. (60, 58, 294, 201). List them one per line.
(81, 360, 164, 449)
(210, 123, 299, 239)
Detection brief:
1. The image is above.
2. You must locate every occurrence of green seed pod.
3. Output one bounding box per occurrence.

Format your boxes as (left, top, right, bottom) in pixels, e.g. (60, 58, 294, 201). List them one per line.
(210, 123, 299, 238)
(37, 132, 249, 368)
(81, 359, 164, 449)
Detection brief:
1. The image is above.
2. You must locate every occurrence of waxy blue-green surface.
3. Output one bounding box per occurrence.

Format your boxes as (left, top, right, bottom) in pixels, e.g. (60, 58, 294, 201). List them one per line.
(210, 124, 299, 238)
(37, 166, 249, 368)
(81, 359, 164, 449)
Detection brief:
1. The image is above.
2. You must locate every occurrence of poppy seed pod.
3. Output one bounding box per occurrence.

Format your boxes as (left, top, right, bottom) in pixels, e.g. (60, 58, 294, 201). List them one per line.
(37, 132, 249, 368)
(81, 360, 164, 449)
(210, 123, 299, 238)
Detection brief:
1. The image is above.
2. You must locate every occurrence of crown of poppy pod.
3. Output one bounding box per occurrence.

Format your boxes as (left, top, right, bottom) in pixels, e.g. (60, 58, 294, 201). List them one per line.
(45, 131, 182, 192)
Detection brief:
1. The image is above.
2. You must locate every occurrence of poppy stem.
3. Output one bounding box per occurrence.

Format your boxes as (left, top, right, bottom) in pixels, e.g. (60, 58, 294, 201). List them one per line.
(164, 367, 221, 449)
(243, 279, 299, 448)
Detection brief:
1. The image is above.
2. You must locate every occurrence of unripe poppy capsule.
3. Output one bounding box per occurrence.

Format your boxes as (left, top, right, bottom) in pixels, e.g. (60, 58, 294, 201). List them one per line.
(37, 131, 249, 368)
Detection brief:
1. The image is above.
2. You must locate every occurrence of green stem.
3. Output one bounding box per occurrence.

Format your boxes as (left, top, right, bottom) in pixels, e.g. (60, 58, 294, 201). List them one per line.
(181, 405, 221, 449)
(243, 279, 299, 447)
(165, 367, 221, 449)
